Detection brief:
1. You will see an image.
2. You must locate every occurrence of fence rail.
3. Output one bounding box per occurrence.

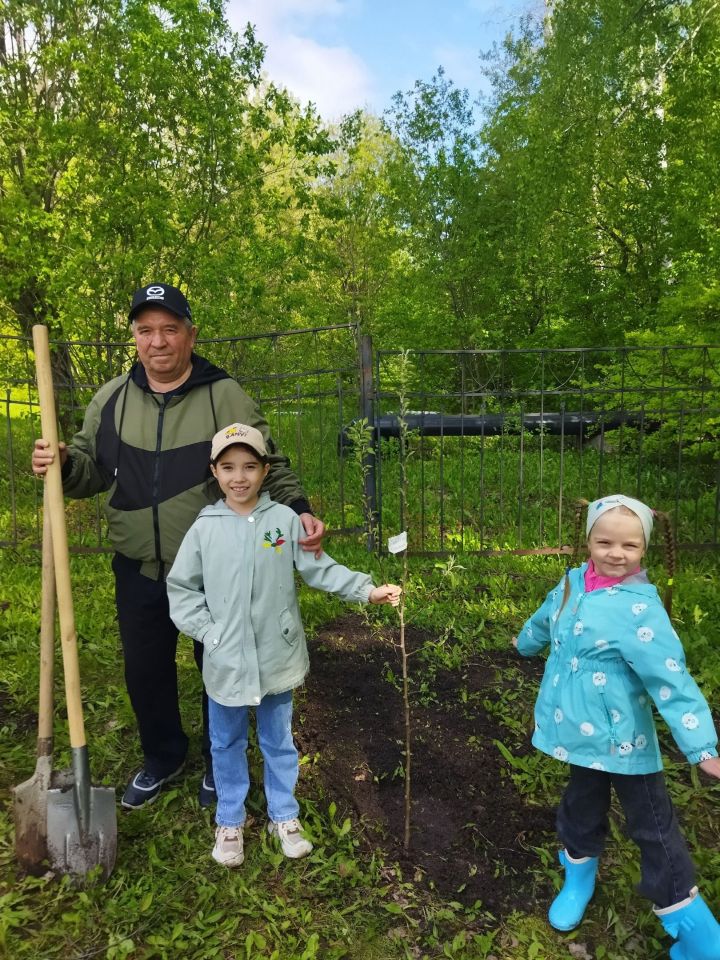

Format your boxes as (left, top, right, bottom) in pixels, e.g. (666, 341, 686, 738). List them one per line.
(1, 332, 719, 556)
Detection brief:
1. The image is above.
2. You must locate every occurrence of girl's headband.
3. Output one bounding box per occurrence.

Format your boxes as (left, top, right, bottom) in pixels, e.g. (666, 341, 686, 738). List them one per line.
(586, 494, 654, 547)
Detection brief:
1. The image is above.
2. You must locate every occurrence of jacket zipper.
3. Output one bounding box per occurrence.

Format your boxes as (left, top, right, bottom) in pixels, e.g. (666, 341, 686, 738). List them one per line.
(574, 591, 618, 754)
(152, 397, 165, 570)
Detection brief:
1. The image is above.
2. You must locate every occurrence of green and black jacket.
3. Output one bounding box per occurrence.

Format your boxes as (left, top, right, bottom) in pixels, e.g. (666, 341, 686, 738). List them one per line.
(61, 354, 311, 578)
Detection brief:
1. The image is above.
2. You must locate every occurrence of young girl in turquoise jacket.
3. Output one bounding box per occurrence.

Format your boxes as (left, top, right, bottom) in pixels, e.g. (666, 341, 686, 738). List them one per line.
(514, 494, 720, 959)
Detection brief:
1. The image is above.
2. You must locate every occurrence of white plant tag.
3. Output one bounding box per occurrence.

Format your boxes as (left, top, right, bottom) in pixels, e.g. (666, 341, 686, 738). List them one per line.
(388, 530, 408, 554)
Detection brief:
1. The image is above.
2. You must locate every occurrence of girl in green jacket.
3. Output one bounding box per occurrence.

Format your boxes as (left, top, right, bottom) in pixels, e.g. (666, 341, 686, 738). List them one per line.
(168, 422, 400, 867)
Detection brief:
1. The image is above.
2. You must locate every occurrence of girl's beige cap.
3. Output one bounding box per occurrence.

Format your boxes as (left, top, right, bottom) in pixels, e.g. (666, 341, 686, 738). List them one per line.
(210, 422, 268, 461)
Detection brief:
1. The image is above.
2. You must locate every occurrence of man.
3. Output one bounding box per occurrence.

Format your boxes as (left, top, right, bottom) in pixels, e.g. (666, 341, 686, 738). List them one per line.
(32, 283, 325, 809)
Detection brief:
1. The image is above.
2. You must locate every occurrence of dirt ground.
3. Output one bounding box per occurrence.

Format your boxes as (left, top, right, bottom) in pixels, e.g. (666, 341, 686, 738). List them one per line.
(297, 614, 556, 918)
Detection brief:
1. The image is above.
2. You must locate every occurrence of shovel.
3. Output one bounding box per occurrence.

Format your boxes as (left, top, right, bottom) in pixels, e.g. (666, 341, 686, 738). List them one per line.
(32, 324, 117, 880)
(12, 484, 56, 873)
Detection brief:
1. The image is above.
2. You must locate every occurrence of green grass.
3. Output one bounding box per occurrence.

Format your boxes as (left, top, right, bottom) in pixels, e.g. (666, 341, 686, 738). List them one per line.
(2, 543, 720, 958)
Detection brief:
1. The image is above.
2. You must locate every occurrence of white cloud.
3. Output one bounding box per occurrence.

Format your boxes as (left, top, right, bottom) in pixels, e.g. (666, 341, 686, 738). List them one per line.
(267, 33, 373, 118)
(226, 0, 373, 118)
(228, 0, 346, 32)
(432, 43, 486, 92)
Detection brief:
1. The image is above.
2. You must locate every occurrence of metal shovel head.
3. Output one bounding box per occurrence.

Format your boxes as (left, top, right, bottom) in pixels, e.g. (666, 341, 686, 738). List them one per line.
(46, 760, 117, 881)
(13, 751, 53, 874)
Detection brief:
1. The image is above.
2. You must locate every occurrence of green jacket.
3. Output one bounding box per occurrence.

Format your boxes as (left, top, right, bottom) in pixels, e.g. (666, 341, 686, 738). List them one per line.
(166, 494, 375, 706)
(61, 354, 310, 578)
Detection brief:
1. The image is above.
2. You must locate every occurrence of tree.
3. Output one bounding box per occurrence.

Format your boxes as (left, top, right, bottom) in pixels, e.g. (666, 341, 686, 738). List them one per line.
(477, 0, 720, 348)
(0, 0, 332, 344)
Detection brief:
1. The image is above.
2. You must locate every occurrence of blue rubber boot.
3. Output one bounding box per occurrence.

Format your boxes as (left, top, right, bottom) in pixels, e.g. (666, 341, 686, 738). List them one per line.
(655, 888, 720, 960)
(548, 849, 599, 931)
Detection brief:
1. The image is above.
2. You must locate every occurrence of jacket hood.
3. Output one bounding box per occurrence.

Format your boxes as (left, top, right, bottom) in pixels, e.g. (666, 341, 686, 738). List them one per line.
(198, 492, 275, 520)
(576, 562, 656, 598)
(131, 353, 231, 393)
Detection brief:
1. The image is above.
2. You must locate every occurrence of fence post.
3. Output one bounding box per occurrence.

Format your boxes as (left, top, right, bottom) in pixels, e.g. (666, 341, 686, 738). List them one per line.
(359, 334, 377, 551)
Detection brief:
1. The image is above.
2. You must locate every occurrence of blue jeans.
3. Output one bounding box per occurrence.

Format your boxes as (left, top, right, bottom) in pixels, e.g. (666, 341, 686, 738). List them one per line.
(557, 764, 696, 908)
(209, 690, 300, 828)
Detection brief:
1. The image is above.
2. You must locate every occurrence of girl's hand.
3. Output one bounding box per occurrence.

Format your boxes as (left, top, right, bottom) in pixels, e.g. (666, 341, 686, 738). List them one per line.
(511, 636, 518, 648)
(699, 756, 720, 780)
(370, 584, 402, 607)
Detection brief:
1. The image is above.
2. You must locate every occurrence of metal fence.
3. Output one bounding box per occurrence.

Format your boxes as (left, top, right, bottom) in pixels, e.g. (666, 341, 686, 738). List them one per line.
(0, 324, 366, 551)
(371, 345, 720, 554)
(2, 332, 719, 555)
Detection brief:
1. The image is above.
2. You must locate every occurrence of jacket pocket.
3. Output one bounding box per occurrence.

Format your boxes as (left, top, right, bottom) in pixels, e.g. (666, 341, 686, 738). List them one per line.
(203, 621, 224, 658)
(279, 608, 299, 645)
(598, 689, 618, 755)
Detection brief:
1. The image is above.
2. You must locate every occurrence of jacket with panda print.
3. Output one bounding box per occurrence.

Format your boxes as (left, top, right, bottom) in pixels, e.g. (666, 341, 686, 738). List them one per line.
(516, 563, 718, 774)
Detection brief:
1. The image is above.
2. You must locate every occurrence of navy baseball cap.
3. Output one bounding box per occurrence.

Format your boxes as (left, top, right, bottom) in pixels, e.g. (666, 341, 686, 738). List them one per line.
(128, 283, 193, 323)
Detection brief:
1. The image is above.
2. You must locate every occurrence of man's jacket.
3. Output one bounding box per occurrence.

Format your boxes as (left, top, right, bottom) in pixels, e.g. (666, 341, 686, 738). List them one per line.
(61, 354, 310, 578)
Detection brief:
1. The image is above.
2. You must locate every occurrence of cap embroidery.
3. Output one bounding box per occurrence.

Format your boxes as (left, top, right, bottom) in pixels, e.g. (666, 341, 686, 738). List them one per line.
(263, 528, 286, 553)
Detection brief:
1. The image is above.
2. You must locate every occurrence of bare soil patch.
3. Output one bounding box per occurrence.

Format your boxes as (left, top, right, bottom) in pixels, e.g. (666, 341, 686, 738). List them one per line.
(297, 614, 556, 918)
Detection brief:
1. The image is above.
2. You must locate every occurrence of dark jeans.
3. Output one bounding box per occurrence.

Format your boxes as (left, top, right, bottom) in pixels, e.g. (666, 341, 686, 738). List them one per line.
(557, 764, 696, 908)
(113, 552, 211, 778)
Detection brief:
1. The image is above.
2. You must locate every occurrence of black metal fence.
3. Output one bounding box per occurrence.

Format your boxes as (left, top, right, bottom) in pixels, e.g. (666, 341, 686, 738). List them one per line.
(1, 331, 719, 555)
(371, 345, 720, 554)
(0, 324, 365, 551)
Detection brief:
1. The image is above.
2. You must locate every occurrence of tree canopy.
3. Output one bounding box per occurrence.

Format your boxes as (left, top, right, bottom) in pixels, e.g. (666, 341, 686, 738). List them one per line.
(1, 0, 719, 349)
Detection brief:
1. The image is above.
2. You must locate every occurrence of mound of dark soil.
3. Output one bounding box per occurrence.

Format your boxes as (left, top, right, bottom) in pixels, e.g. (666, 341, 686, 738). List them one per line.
(297, 614, 556, 918)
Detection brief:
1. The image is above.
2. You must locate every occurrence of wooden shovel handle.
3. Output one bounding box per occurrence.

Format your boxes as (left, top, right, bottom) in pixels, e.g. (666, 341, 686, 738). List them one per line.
(37, 482, 55, 745)
(32, 325, 86, 750)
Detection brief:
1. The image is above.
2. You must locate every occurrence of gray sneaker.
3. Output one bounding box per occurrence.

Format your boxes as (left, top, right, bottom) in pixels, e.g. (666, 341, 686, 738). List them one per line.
(267, 818, 313, 859)
(212, 825, 244, 867)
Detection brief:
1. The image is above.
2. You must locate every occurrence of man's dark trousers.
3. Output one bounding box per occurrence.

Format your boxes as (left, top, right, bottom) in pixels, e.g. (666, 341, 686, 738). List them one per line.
(113, 552, 211, 778)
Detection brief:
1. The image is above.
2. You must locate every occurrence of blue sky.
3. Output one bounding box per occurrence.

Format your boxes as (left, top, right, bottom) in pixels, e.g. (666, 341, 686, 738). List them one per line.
(225, 0, 544, 120)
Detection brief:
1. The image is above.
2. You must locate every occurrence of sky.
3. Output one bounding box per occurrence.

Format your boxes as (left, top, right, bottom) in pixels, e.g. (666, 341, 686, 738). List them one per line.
(224, 0, 544, 121)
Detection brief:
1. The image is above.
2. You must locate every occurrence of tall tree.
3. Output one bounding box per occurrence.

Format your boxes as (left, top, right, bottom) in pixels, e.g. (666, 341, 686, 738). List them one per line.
(478, 0, 720, 348)
(0, 0, 331, 343)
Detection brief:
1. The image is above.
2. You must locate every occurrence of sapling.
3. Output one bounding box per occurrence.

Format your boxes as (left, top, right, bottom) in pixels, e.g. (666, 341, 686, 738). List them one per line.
(354, 352, 415, 852)
(346, 416, 378, 550)
(390, 349, 415, 853)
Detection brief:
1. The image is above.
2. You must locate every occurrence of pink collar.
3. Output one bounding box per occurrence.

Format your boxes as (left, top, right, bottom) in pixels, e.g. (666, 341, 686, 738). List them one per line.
(584, 559, 641, 592)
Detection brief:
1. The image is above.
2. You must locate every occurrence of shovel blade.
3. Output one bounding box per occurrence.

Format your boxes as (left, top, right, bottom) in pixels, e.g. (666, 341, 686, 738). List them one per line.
(13, 755, 53, 874)
(47, 778, 117, 880)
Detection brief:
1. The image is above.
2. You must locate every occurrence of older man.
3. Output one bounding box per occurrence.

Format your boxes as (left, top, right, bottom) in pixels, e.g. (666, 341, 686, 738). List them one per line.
(32, 283, 324, 809)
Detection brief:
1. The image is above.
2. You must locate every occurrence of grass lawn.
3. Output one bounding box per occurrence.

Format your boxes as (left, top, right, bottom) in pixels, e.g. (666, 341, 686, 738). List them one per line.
(1, 542, 720, 959)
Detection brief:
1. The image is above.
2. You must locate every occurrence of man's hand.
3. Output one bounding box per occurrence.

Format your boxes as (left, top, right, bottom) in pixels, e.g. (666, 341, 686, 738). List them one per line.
(699, 756, 720, 780)
(369, 584, 402, 607)
(298, 513, 325, 558)
(32, 438, 68, 476)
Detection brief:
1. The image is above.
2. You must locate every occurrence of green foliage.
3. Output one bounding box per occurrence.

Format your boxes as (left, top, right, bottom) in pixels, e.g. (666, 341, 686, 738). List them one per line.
(2, 544, 720, 957)
(1, 0, 719, 372)
(0, 0, 334, 341)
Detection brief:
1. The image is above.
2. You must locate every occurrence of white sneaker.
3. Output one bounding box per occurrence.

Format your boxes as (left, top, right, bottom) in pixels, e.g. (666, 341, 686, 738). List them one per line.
(212, 825, 244, 867)
(267, 818, 313, 859)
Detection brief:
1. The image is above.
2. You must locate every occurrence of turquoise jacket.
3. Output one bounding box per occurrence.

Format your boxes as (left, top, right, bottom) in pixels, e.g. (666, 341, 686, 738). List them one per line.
(516, 564, 718, 774)
(166, 494, 374, 707)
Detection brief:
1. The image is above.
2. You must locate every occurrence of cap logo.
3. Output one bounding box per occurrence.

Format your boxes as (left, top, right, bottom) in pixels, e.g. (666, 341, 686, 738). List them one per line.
(146, 285, 165, 299)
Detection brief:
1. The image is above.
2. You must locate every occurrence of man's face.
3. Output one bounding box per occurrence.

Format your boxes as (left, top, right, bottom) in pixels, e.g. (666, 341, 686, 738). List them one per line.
(132, 308, 197, 384)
